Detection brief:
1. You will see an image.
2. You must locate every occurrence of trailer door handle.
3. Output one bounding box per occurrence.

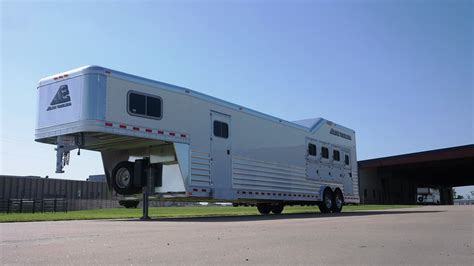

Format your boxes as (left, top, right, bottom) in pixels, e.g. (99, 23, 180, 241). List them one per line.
(227, 149, 230, 155)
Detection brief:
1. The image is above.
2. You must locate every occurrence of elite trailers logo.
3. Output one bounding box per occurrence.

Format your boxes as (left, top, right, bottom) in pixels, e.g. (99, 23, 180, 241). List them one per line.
(330, 128, 352, 140)
(47, 85, 71, 111)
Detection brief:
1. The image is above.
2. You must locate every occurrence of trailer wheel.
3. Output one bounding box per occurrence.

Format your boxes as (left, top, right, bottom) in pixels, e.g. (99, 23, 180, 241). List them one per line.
(257, 203, 272, 215)
(318, 188, 333, 213)
(271, 204, 284, 214)
(332, 189, 344, 213)
(112, 161, 136, 195)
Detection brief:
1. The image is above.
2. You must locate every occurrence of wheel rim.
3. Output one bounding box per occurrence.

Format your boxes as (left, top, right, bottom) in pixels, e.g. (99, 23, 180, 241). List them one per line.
(335, 192, 343, 209)
(324, 191, 332, 209)
(116, 168, 131, 189)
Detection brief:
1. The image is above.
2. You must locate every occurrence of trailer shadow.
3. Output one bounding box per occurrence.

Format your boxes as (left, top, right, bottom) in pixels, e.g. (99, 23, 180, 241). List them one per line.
(119, 210, 444, 223)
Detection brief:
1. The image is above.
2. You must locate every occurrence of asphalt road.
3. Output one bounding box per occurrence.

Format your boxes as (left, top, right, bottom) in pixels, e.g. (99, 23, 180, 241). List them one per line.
(1, 205, 473, 265)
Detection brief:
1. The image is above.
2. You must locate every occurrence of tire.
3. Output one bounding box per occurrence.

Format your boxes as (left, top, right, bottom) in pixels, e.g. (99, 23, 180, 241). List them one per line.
(318, 188, 333, 213)
(112, 161, 137, 195)
(257, 203, 272, 215)
(332, 189, 344, 213)
(271, 204, 284, 214)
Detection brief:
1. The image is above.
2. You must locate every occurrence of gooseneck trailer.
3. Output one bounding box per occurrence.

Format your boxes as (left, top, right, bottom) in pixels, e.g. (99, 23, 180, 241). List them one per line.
(35, 66, 360, 215)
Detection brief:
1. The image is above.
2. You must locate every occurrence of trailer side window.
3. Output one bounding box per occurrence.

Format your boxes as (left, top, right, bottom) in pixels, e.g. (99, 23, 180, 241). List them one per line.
(345, 154, 350, 165)
(308, 143, 316, 156)
(213, 121, 229, 138)
(146, 96, 161, 118)
(333, 150, 340, 161)
(128, 92, 162, 119)
(129, 93, 146, 115)
(321, 147, 329, 159)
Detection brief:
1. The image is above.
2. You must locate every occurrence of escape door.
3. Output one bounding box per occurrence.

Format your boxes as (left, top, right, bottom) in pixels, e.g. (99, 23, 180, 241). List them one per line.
(210, 111, 232, 199)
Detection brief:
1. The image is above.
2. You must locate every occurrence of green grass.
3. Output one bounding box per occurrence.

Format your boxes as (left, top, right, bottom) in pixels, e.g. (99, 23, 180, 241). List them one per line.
(0, 204, 415, 223)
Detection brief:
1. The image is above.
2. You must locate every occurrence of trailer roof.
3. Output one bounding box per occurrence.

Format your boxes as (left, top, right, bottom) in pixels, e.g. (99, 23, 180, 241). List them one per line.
(38, 66, 355, 134)
(292, 118, 324, 130)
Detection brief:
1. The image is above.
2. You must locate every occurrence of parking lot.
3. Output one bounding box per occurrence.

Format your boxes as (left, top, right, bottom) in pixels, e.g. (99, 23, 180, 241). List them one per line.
(1, 205, 472, 265)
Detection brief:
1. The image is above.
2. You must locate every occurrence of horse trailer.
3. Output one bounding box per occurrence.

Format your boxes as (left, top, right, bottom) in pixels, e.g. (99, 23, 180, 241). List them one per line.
(35, 66, 360, 214)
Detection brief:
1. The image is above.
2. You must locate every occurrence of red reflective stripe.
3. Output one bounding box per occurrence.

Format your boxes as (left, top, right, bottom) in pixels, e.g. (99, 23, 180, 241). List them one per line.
(180, 134, 186, 138)
(105, 122, 113, 127)
(145, 129, 152, 133)
(119, 124, 126, 129)
(64, 74, 69, 77)
(169, 132, 175, 136)
(157, 130, 164, 134)
(133, 127, 140, 131)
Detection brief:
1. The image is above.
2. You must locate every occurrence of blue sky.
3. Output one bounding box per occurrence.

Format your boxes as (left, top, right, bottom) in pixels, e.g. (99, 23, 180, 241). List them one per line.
(0, 1, 472, 194)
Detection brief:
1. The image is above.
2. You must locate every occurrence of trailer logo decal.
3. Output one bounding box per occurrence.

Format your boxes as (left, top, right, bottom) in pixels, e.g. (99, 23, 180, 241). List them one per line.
(47, 84, 71, 111)
(330, 128, 352, 140)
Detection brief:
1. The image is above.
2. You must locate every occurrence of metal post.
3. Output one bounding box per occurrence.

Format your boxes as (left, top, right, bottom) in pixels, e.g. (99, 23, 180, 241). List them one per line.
(141, 166, 152, 221)
(141, 188, 150, 220)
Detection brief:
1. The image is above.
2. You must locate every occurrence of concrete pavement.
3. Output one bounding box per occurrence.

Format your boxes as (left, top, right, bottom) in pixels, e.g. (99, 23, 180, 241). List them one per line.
(1, 205, 473, 265)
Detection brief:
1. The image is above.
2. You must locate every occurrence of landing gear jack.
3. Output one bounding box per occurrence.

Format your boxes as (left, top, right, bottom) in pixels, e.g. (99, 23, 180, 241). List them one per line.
(141, 188, 150, 221)
(139, 163, 162, 221)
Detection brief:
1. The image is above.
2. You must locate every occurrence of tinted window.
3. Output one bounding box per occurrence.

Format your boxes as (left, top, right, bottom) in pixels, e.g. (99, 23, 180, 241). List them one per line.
(345, 154, 350, 165)
(128, 92, 162, 119)
(213, 121, 229, 138)
(321, 147, 329, 159)
(129, 93, 146, 115)
(333, 150, 340, 161)
(146, 96, 161, 118)
(308, 143, 316, 156)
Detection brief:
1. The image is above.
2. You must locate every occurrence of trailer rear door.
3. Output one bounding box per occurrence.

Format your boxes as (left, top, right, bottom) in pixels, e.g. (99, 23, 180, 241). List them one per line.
(210, 111, 231, 199)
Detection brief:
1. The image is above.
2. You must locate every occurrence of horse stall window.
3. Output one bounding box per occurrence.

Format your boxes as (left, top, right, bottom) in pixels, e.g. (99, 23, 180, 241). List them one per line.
(333, 150, 340, 161)
(308, 143, 316, 156)
(321, 147, 329, 159)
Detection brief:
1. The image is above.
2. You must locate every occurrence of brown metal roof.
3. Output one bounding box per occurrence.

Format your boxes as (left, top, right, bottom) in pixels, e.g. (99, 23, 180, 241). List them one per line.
(358, 144, 474, 168)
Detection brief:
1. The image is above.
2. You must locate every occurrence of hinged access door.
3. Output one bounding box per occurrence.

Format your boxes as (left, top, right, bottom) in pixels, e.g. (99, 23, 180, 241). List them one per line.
(210, 111, 232, 199)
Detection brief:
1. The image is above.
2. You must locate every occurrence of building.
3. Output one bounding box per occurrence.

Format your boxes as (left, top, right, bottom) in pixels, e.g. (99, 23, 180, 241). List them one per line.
(358, 145, 474, 205)
(0, 175, 118, 211)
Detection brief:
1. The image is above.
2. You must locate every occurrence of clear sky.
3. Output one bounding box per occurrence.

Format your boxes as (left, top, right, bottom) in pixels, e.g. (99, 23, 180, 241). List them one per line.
(0, 1, 473, 195)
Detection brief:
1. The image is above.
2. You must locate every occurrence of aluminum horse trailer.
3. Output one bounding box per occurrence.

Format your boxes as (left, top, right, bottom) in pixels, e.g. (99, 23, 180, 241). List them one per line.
(35, 66, 360, 214)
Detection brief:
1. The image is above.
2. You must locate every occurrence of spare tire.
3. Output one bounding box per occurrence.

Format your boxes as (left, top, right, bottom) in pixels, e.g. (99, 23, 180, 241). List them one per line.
(112, 161, 139, 195)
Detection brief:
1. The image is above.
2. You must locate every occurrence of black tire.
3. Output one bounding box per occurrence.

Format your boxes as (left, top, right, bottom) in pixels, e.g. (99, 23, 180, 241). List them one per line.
(271, 204, 284, 214)
(332, 189, 344, 213)
(257, 203, 272, 215)
(112, 161, 137, 195)
(318, 188, 333, 213)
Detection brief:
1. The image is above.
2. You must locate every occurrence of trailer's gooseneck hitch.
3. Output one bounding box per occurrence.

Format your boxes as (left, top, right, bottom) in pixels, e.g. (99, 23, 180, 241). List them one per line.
(55, 134, 83, 173)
